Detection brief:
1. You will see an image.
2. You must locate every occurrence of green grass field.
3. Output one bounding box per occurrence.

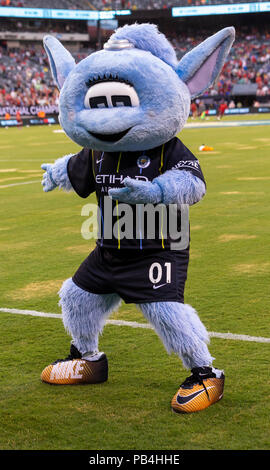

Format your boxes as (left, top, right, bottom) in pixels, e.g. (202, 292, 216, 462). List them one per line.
(0, 119, 270, 450)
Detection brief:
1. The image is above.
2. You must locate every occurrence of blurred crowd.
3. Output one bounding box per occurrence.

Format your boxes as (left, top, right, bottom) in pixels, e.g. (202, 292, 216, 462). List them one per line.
(0, 26, 269, 109)
(1, 0, 270, 10)
(0, 0, 91, 8)
(0, 17, 87, 32)
(0, 46, 58, 108)
(170, 27, 270, 98)
(0, 46, 92, 108)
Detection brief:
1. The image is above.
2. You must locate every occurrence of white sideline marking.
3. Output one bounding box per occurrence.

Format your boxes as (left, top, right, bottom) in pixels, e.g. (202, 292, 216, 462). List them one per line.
(0, 180, 40, 189)
(185, 120, 270, 129)
(0, 307, 269, 344)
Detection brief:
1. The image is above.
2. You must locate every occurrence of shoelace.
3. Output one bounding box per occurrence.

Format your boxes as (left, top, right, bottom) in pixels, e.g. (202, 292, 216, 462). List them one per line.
(53, 354, 77, 364)
(52, 346, 82, 364)
(182, 369, 214, 401)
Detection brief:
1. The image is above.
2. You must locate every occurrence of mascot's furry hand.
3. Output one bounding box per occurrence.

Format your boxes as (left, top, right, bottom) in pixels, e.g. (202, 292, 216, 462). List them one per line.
(41, 155, 73, 193)
(109, 177, 162, 204)
(41, 164, 57, 192)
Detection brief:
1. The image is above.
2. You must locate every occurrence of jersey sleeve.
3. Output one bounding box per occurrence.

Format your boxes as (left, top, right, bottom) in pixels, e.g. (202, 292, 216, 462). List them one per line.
(67, 148, 95, 198)
(165, 137, 206, 185)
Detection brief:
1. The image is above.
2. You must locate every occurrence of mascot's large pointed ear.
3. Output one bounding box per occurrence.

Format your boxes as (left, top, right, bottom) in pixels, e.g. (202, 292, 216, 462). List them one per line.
(43, 35, 76, 90)
(176, 27, 235, 99)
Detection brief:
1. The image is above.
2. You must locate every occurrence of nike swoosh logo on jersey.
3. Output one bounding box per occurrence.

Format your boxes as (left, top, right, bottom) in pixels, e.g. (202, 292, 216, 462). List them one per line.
(176, 386, 215, 405)
(153, 283, 167, 289)
(96, 159, 103, 164)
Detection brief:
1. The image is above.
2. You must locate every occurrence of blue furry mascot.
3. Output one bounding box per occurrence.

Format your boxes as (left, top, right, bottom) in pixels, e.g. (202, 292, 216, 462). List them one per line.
(41, 23, 234, 414)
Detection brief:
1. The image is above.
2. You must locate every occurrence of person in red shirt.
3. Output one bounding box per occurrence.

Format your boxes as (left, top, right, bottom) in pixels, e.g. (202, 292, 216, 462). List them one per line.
(16, 110, 23, 128)
(190, 101, 197, 119)
(217, 101, 228, 120)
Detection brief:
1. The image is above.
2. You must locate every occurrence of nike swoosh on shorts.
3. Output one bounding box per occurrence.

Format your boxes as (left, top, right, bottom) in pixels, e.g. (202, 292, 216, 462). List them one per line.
(153, 283, 167, 289)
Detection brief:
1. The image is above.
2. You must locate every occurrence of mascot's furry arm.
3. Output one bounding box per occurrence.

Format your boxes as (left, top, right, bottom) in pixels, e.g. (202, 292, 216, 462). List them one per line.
(42, 156, 205, 206)
(109, 171, 206, 206)
(41, 154, 74, 192)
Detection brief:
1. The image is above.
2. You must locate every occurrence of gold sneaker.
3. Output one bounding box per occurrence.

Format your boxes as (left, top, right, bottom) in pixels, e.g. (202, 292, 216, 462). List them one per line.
(171, 367, 225, 414)
(41, 344, 108, 385)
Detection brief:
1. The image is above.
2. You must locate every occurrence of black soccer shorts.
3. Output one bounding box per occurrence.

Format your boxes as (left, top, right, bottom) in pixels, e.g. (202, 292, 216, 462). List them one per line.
(72, 246, 190, 304)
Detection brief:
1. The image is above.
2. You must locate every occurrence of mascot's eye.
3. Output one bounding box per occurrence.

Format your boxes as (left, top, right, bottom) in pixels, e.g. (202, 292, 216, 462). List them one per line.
(84, 81, 139, 109)
(89, 96, 109, 109)
(111, 95, 132, 107)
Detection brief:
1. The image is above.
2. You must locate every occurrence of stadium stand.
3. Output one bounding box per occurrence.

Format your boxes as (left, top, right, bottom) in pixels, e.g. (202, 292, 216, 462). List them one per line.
(1, 25, 269, 108)
(0, 46, 58, 107)
(0, 1, 93, 8)
(2, 1, 270, 10)
(170, 27, 270, 98)
(0, 0, 269, 114)
(0, 45, 94, 107)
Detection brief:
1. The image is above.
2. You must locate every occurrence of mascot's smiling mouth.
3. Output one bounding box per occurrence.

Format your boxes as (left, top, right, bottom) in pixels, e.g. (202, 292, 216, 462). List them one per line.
(89, 128, 132, 142)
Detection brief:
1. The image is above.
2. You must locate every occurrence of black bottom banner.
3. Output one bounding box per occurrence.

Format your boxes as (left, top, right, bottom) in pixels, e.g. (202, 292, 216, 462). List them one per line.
(0, 450, 265, 466)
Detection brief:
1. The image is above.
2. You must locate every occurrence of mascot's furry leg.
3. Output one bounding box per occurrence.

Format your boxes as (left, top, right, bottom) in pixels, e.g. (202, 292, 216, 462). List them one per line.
(138, 302, 213, 369)
(41, 278, 121, 385)
(139, 302, 225, 413)
(59, 278, 121, 355)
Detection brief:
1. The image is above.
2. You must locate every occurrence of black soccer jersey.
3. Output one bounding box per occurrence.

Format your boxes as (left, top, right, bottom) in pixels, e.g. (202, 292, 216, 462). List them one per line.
(67, 136, 205, 250)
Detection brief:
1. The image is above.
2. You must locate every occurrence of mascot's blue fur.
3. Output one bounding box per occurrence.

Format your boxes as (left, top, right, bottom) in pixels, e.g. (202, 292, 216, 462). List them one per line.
(41, 23, 235, 406)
